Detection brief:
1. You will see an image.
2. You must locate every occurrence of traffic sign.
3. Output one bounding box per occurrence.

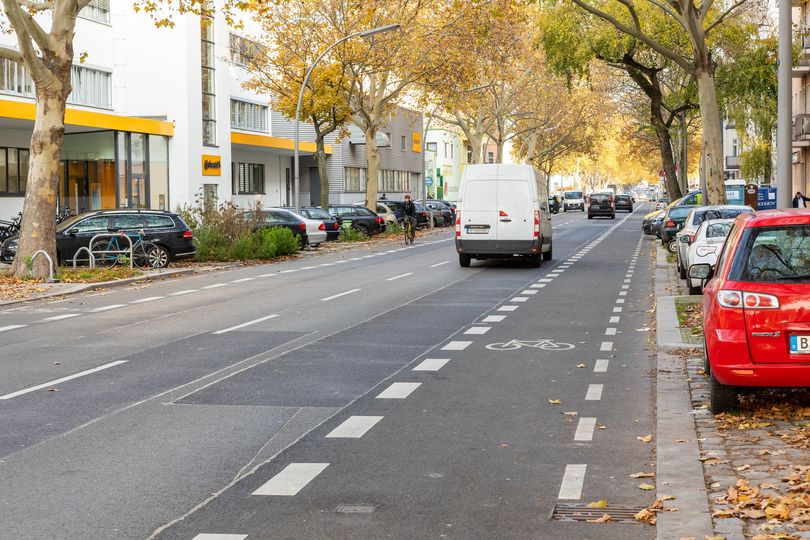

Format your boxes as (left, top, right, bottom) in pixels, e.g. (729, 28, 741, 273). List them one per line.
(425, 177, 433, 186)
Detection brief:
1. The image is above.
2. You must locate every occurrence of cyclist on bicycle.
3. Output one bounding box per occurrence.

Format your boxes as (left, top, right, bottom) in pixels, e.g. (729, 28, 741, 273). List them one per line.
(402, 195, 417, 242)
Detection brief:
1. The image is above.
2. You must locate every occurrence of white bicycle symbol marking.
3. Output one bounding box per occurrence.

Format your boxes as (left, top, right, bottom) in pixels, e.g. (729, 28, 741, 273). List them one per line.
(486, 339, 575, 351)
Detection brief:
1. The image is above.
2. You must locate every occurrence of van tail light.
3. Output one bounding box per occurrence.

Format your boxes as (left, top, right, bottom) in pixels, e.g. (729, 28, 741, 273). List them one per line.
(718, 290, 780, 310)
(299, 223, 307, 231)
(318, 223, 325, 231)
(499, 210, 509, 217)
(665, 218, 675, 228)
(695, 246, 717, 257)
(455, 211, 461, 237)
(182, 229, 193, 238)
(533, 210, 540, 238)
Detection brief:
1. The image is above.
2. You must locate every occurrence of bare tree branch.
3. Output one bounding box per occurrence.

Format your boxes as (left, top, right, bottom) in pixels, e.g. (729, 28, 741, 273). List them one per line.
(0, 45, 25, 63)
(703, 0, 748, 35)
(16, 0, 54, 9)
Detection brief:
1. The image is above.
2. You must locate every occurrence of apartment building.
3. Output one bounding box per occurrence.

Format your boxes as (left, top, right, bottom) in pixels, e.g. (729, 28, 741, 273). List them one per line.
(794, 1, 810, 195)
(425, 127, 462, 200)
(0, 1, 422, 220)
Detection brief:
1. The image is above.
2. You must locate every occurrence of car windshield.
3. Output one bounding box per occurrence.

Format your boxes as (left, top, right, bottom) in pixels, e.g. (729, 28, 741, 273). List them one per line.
(731, 225, 810, 282)
(669, 207, 693, 219)
(565, 192, 583, 199)
(303, 208, 331, 220)
(57, 213, 96, 232)
(354, 207, 375, 216)
(706, 222, 732, 238)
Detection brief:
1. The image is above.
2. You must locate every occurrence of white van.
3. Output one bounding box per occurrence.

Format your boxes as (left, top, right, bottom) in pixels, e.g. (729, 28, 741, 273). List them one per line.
(455, 164, 553, 267)
(562, 190, 585, 212)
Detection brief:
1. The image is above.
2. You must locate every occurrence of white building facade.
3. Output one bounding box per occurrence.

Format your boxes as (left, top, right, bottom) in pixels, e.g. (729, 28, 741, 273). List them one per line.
(425, 127, 461, 200)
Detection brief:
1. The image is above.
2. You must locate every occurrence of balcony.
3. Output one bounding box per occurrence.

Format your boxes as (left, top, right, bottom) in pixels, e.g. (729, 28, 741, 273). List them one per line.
(793, 114, 810, 147)
(795, 33, 810, 77)
(725, 155, 741, 169)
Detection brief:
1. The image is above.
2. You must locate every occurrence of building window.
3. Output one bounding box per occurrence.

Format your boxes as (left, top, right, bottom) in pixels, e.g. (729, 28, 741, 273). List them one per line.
(426, 142, 437, 153)
(450, 144, 454, 159)
(0, 59, 111, 108)
(70, 65, 112, 108)
(401, 135, 407, 151)
(487, 151, 494, 163)
(732, 139, 738, 157)
(79, 0, 110, 24)
(201, 7, 217, 146)
(233, 162, 265, 194)
(466, 145, 472, 162)
(345, 167, 368, 192)
(230, 99, 268, 132)
(229, 34, 264, 67)
(345, 167, 410, 192)
(0, 147, 29, 196)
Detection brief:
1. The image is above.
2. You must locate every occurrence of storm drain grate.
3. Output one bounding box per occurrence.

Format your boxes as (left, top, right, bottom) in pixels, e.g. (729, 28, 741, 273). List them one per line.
(335, 504, 377, 514)
(551, 503, 645, 524)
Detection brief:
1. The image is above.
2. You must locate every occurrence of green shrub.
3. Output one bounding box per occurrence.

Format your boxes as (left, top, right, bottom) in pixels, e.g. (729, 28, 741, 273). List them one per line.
(255, 228, 278, 259)
(229, 233, 257, 260)
(265, 226, 299, 255)
(342, 226, 368, 242)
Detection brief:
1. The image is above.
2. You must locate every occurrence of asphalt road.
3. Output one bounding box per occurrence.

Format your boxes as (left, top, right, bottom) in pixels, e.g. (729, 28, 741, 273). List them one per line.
(0, 205, 657, 539)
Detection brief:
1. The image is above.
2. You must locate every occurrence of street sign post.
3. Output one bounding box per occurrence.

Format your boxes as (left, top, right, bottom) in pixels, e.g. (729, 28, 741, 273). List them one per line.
(425, 177, 433, 186)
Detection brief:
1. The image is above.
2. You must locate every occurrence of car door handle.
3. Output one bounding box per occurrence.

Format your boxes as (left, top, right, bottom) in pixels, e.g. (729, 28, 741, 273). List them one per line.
(499, 218, 511, 222)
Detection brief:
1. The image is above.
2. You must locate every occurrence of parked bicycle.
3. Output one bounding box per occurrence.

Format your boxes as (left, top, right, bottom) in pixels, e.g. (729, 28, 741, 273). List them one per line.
(0, 212, 22, 241)
(90, 229, 170, 269)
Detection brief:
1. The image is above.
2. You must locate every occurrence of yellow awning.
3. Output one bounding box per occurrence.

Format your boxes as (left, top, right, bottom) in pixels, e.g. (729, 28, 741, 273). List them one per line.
(230, 131, 332, 155)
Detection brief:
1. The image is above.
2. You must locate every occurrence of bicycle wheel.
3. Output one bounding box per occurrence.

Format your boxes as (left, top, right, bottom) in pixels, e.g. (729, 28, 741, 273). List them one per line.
(404, 222, 410, 244)
(130, 241, 151, 268)
(90, 239, 119, 267)
(485, 342, 521, 351)
(538, 341, 575, 351)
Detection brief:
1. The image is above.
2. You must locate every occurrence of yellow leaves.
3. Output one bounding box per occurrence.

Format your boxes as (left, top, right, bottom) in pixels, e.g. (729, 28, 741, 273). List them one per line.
(633, 495, 677, 526)
(634, 507, 656, 524)
(764, 504, 790, 521)
(638, 483, 656, 491)
(587, 513, 611, 523)
(563, 411, 578, 416)
(548, 399, 562, 405)
(637, 434, 653, 443)
(587, 499, 607, 508)
(630, 472, 655, 478)
(576, 363, 587, 368)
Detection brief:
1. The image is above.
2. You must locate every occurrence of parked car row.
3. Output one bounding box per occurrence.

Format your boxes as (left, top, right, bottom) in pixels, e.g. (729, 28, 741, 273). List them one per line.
(685, 209, 810, 413)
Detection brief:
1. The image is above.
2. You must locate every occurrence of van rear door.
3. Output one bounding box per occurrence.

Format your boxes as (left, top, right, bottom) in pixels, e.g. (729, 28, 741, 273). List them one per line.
(460, 179, 498, 246)
(496, 179, 534, 248)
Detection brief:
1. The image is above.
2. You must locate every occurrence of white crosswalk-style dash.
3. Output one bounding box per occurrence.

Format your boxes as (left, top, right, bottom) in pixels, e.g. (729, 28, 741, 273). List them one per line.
(325, 416, 383, 438)
(498, 305, 518, 312)
(252, 463, 330, 496)
(376, 382, 421, 399)
(585, 384, 604, 401)
(464, 326, 490, 335)
(442, 341, 473, 351)
(574, 417, 597, 441)
(594, 359, 609, 372)
(483, 315, 506, 322)
(600, 341, 613, 351)
(413, 358, 450, 371)
(558, 464, 587, 500)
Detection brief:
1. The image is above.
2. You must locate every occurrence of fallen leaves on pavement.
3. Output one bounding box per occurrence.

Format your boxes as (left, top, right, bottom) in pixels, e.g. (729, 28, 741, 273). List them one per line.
(548, 399, 562, 405)
(638, 483, 655, 490)
(630, 472, 655, 478)
(586, 499, 607, 508)
(637, 434, 653, 443)
(586, 513, 611, 523)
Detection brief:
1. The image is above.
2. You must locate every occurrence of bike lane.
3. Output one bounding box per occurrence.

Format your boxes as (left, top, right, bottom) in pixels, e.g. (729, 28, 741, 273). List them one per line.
(154, 212, 656, 540)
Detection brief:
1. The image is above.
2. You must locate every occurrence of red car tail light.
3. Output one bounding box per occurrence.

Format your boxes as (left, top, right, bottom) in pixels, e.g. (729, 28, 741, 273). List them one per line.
(455, 211, 461, 237)
(533, 210, 540, 238)
(318, 222, 325, 231)
(743, 292, 780, 309)
(421, 212, 428, 217)
(718, 290, 742, 308)
(376, 216, 384, 225)
(665, 218, 675, 228)
(298, 222, 307, 231)
(182, 229, 193, 238)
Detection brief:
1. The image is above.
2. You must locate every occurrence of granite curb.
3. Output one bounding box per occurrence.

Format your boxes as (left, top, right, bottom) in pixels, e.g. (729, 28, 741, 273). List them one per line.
(653, 240, 714, 540)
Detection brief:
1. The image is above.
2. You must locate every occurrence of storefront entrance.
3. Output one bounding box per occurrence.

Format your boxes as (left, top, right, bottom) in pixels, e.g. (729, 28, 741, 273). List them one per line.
(58, 159, 116, 213)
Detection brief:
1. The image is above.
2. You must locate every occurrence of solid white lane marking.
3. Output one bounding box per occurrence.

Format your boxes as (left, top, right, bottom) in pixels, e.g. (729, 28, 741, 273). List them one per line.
(386, 272, 414, 281)
(600, 341, 614, 351)
(231, 278, 255, 283)
(558, 464, 587, 500)
(594, 359, 609, 372)
(483, 315, 506, 322)
(586, 384, 604, 401)
(257, 273, 276, 278)
(376, 382, 421, 399)
(213, 314, 279, 335)
(325, 416, 383, 438)
(430, 261, 450, 268)
(413, 358, 450, 371)
(464, 326, 490, 335)
(91, 304, 126, 312)
(511, 297, 528, 303)
(300, 266, 317, 270)
(530, 284, 546, 289)
(320, 289, 361, 302)
(0, 360, 128, 400)
(41, 313, 82, 322)
(202, 284, 227, 289)
(252, 463, 329, 496)
(605, 328, 617, 336)
(574, 417, 597, 442)
(442, 341, 472, 351)
(497, 305, 518, 312)
(613, 307, 623, 313)
(192, 535, 247, 540)
(522, 290, 538, 295)
(169, 290, 198, 296)
(609, 316, 620, 324)
(0, 325, 26, 333)
(280, 269, 297, 274)
(131, 296, 163, 304)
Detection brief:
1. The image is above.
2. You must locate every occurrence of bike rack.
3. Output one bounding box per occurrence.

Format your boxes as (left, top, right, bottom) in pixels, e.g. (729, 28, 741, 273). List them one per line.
(30, 250, 58, 282)
(89, 232, 134, 269)
(71, 246, 96, 269)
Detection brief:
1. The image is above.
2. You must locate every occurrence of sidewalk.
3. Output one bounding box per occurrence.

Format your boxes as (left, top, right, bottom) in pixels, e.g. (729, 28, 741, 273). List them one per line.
(653, 239, 810, 540)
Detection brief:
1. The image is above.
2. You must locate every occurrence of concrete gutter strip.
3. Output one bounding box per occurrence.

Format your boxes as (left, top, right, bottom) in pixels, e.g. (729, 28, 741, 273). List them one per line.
(654, 244, 714, 540)
(0, 268, 194, 308)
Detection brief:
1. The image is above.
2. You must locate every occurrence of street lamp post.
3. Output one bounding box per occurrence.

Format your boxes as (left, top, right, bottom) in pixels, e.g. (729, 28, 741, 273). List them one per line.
(776, 0, 793, 208)
(293, 24, 400, 213)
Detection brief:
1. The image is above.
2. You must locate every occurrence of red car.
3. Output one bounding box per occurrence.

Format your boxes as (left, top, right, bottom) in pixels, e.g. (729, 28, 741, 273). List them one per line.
(690, 209, 810, 412)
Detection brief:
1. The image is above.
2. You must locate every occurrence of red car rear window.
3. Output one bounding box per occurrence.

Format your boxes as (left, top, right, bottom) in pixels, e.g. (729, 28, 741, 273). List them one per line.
(729, 225, 810, 283)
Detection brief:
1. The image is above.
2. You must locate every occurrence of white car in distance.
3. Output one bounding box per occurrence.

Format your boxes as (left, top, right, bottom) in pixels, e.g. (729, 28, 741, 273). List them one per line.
(685, 219, 734, 294)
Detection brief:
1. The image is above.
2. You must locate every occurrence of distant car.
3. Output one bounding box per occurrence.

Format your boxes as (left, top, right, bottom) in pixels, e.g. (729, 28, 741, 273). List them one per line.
(297, 206, 340, 241)
(425, 200, 453, 226)
(691, 209, 810, 413)
(373, 202, 399, 228)
(675, 205, 753, 278)
(245, 208, 310, 248)
(587, 193, 615, 219)
(683, 219, 734, 294)
(660, 205, 698, 252)
(1, 209, 195, 267)
(328, 205, 386, 236)
(614, 194, 633, 212)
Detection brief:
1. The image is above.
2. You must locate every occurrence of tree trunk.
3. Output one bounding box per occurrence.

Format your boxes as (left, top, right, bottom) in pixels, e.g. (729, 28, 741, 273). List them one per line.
(11, 92, 66, 278)
(657, 127, 682, 201)
(364, 127, 380, 207)
(495, 140, 504, 163)
(468, 132, 483, 164)
(316, 136, 329, 210)
(695, 68, 726, 204)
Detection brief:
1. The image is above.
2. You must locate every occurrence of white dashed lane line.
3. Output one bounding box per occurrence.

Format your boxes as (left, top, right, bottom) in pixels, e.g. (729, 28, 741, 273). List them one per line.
(192, 534, 247, 540)
(605, 328, 617, 336)
(231, 278, 255, 283)
(0, 324, 26, 333)
(91, 304, 126, 312)
(213, 314, 279, 335)
(464, 326, 491, 335)
(482, 315, 506, 323)
(413, 358, 450, 371)
(522, 290, 537, 295)
(320, 289, 361, 302)
(497, 305, 518, 312)
(130, 296, 164, 304)
(609, 316, 620, 324)
(530, 284, 546, 289)
(0, 360, 128, 400)
(251, 463, 330, 496)
(40, 313, 81, 322)
(600, 341, 613, 351)
(441, 341, 472, 351)
(168, 290, 198, 296)
(574, 417, 597, 442)
(376, 382, 421, 399)
(594, 359, 609, 372)
(202, 283, 228, 290)
(325, 416, 383, 439)
(511, 297, 528, 303)
(430, 261, 450, 268)
(585, 384, 604, 401)
(613, 307, 623, 313)
(386, 272, 414, 281)
(558, 464, 587, 500)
